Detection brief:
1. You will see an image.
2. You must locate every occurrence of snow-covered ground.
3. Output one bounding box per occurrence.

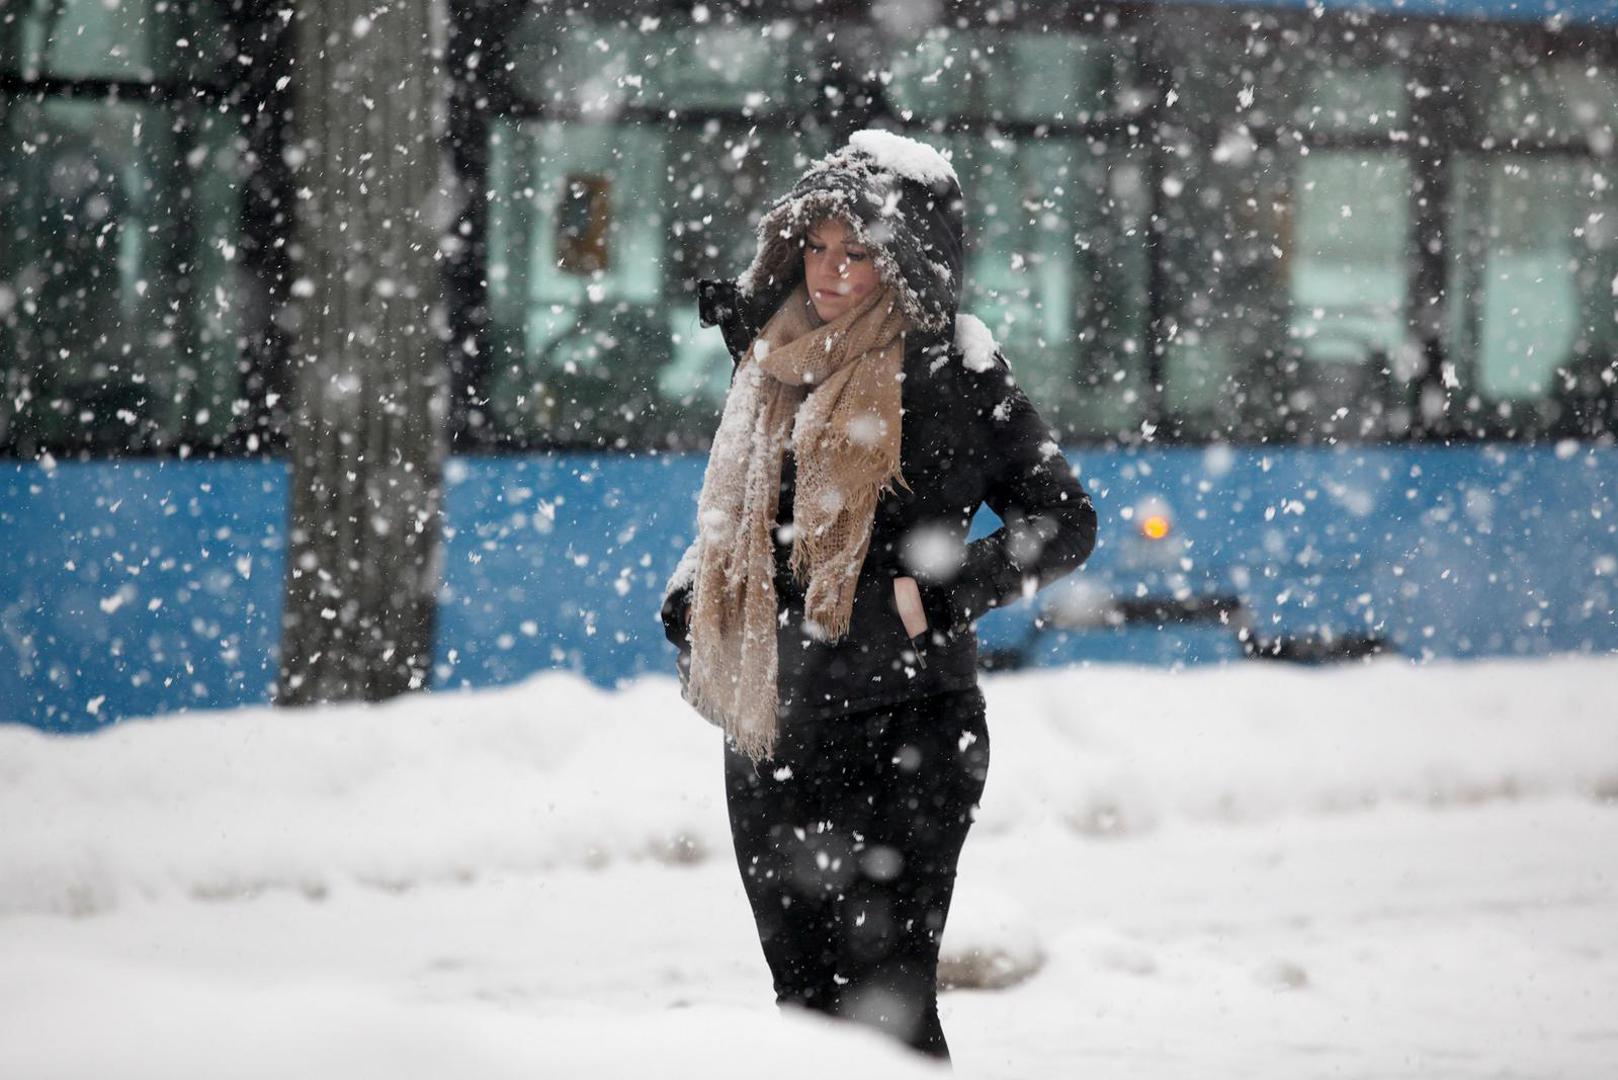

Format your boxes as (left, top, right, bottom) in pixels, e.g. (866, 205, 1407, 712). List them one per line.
(3, 657, 1616, 1078)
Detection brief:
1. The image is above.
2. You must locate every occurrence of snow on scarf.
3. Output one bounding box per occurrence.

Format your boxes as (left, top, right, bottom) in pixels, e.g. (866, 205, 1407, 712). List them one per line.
(686, 282, 907, 762)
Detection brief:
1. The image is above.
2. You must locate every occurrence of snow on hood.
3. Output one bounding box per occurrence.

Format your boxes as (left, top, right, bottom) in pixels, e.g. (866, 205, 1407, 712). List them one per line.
(847, 128, 958, 189)
(739, 129, 966, 336)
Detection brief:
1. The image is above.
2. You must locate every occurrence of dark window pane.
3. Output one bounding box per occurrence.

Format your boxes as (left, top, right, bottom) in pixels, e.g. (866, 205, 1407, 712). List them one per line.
(1149, 7, 1410, 141)
(0, 97, 250, 454)
(1158, 134, 1296, 441)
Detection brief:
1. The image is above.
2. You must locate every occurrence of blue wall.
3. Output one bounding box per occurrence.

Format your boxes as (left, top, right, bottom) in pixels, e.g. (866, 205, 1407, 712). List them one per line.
(431, 453, 705, 691)
(3, 444, 1615, 731)
(1154, 0, 1618, 24)
(0, 461, 287, 733)
(983, 444, 1618, 668)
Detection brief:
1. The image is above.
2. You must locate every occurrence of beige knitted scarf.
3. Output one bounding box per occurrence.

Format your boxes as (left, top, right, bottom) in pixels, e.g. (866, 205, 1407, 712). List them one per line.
(687, 282, 908, 761)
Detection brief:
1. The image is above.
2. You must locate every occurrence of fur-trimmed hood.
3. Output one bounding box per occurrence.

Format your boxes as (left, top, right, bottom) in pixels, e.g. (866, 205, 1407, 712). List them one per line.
(736, 130, 966, 338)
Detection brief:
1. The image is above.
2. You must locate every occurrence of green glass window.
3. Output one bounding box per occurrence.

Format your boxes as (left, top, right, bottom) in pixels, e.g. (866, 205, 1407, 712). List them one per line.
(886, 29, 1143, 123)
(1154, 7, 1419, 442)
(945, 133, 1151, 441)
(482, 122, 1150, 448)
(0, 97, 249, 455)
(1164, 147, 1413, 442)
(879, 25, 1152, 442)
(506, 10, 806, 118)
(0, 0, 226, 83)
(1147, 8, 1409, 136)
(1295, 63, 1406, 137)
(483, 8, 859, 448)
(1447, 154, 1618, 432)
(1287, 150, 1412, 420)
(484, 120, 668, 448)
(1431, 31, 1618, 437)
(483, 117, 828, 448)
(1487, 57, 1618, 145)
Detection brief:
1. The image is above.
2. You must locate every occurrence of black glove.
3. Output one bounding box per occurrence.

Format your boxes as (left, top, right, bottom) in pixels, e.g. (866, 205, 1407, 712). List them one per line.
(660, 587, 691, 649)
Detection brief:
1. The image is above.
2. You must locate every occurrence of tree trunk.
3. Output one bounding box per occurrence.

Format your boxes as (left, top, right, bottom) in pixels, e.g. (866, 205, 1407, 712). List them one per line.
(277, 0, 453, 705)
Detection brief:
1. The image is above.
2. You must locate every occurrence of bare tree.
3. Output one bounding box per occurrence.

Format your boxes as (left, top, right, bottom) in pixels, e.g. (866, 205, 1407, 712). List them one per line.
(277, 0, 453, 705)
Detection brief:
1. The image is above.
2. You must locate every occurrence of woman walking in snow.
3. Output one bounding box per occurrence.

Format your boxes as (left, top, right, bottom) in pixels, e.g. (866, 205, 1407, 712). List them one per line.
(662, 129, 1097, 1062)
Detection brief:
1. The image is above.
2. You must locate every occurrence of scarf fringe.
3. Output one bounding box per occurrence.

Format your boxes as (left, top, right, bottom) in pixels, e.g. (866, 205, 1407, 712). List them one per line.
(684, 678, 777, 763)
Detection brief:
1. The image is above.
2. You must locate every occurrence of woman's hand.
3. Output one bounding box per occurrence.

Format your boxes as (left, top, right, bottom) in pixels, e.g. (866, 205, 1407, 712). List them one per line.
(660, 588, 693, 648)
(893, 576, 929, 639)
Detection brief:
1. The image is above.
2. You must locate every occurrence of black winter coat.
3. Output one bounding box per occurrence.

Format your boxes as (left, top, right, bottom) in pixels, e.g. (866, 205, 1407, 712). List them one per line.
(663, 135, 1098, 719)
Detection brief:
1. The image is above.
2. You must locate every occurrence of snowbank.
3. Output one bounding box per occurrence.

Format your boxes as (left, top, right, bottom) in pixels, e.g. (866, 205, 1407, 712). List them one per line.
(1, 937, 944, 1080)
(973, 657, 1618, 838)
(2, 657, 1615, 916)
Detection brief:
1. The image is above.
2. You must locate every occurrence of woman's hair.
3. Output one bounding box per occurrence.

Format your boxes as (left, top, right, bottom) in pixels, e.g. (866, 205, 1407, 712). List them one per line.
(738, 131, 966, 336)
(799, 214, 871, 252)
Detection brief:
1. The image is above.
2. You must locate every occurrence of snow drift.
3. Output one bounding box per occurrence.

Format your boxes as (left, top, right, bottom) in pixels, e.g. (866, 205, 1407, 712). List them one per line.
(2, 657, 1615, 917)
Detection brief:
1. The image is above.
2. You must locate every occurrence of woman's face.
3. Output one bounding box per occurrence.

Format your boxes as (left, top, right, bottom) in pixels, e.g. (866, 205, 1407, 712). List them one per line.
(802, 217, 879, 323)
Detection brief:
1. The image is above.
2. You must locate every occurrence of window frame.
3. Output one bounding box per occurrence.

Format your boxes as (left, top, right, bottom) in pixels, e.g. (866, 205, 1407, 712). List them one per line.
(0, 2, 294, 461)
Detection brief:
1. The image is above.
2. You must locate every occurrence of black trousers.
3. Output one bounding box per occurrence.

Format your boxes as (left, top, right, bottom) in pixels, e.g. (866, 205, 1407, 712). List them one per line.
(724, 687, 990, 1061)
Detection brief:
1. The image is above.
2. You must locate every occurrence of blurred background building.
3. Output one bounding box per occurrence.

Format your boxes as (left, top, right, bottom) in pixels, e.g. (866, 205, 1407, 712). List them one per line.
(3, 0, 1616, 731)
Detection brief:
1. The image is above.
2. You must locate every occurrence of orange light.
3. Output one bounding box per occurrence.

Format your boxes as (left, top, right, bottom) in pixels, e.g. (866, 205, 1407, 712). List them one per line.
(1140, 514, 1172, 541)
